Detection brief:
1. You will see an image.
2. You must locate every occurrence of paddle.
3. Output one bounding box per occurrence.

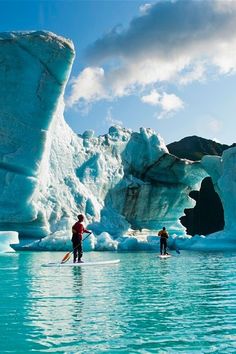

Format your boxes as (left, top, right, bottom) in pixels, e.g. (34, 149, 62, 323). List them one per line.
(61, 232, 92, 264)
(165, 237, 180, 255)
(175, 247, 180, 254)
(172, 238, 180, 254)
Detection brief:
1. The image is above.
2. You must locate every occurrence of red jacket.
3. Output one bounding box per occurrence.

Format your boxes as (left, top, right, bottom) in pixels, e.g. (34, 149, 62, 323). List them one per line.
(72, 222, 90, 241)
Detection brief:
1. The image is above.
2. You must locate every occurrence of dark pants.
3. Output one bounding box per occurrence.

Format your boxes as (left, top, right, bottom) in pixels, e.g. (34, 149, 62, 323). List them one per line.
(72, 240, 83, 263)
(160, 238, 167, 255)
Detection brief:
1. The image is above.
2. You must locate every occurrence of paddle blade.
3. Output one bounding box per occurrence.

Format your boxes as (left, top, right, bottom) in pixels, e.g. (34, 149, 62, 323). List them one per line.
(61, 252, 71, 264)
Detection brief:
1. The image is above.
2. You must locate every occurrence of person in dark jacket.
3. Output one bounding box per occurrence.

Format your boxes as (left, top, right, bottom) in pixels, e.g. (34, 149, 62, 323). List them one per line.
(72, 214, 90, 263)
(158, 227, 169, 255)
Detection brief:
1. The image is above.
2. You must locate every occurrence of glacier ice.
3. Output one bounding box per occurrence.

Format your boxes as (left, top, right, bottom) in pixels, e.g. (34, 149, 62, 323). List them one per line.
(0, 31, 236, 252)
(0, 31, 75, 239)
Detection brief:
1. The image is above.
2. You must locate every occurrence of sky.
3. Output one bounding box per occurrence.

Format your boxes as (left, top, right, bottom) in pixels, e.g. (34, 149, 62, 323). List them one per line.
(1, 0, 236, 145)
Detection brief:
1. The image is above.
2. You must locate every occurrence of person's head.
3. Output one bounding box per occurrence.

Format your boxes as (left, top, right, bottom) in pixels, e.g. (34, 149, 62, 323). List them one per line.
(77, 214, 84, 222)
(163, 227, 166, 231)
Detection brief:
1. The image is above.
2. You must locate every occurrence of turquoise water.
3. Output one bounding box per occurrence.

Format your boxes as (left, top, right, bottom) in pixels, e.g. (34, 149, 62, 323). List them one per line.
(1, 251, 236, 353)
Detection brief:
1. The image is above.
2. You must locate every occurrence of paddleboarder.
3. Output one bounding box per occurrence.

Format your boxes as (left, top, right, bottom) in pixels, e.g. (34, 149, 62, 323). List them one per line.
(158, 227, 169, 255)
(72, 214, 91, 263)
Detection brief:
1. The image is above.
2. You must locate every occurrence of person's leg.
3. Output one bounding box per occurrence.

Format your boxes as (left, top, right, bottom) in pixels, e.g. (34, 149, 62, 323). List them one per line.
(73, 242, 78, 263)
(164, 239, 167, 254)
(160, 239, 163, 255)
(77, 241, 83, 262)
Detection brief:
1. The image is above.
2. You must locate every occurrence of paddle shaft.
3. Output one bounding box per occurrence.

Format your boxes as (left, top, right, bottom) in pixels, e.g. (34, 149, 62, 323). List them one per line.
(71, 232, 92, 252)
(61, 232, 92, 264)
(82, 232, 92, 242)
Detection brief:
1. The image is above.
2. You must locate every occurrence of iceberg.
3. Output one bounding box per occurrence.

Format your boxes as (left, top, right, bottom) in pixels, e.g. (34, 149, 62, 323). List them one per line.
(0, 232, 18, 252)
(201, 150, 235, 232)
(197, 148, 236, 248)
(0, 31, 75, 240)
(0, 30, 235, 252)
(102, 127, 208, 235)
(171, 147, 236, 252)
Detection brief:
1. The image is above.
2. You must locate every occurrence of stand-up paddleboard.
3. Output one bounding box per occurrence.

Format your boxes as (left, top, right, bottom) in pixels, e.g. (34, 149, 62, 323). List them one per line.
(42, 259, 120, 267)
(159, 254, 171, 258)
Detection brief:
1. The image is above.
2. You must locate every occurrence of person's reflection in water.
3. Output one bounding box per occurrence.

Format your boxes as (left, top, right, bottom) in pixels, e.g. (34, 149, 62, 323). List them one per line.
(71, 267, 84, 325)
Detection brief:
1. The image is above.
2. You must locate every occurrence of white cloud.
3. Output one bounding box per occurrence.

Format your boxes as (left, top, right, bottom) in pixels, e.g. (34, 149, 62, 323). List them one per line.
(160, 92, 184, 113)
(67, 67, 108, 107)
(139, 3, 152, 15)
(105, 107, 123, 126)
(141, 89, 161, 105)
(67, 0, 236, 108)
(141, 89, 184, 117)
(178, 62, 206, 85)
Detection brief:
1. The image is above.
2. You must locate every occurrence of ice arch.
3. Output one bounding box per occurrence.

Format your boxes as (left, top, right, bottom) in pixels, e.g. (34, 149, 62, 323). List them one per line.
(174, 148, 236, 251)
(201, 148, 236, 235)
(97, 128, 208, 236)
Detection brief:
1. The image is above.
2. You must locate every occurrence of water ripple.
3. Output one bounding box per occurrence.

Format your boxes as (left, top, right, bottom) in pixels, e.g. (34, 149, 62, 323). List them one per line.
(0, 251, 236, 353)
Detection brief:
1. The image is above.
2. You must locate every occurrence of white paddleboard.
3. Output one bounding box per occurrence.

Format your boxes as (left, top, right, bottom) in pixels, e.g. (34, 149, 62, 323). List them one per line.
(159, 254, 171, 258)
(42, 259, 120, 267)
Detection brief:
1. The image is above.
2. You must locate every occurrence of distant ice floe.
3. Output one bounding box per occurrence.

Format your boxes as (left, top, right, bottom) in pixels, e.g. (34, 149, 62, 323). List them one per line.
(0, 232, 19, 252)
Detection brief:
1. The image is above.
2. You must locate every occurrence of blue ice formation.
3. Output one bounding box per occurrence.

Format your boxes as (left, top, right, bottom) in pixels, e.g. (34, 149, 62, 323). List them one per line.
(0, 31, 235, 252)
(0, 31, 75, 239)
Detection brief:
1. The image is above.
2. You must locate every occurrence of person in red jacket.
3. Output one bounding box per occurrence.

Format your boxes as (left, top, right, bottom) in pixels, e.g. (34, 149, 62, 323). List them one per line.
(72, 214, 90, 263)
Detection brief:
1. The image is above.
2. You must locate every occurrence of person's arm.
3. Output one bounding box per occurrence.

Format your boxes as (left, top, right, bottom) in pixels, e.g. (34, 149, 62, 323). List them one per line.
(83, 227, 91, 234)
(158, 231, 161, 237)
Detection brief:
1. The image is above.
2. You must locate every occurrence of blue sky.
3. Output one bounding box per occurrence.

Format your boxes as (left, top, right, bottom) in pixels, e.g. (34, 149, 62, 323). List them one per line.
(1, 0, 236, 145)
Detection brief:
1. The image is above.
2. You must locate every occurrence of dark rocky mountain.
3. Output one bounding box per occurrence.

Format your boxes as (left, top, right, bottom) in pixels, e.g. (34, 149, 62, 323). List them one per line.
(167, 135, 235, 161)
(167, 136, 234, 236)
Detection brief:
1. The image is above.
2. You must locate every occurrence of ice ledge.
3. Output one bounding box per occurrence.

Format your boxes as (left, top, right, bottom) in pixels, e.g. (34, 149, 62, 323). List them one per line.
(0, 31, 75, 86)
(0, 30, 74, 51)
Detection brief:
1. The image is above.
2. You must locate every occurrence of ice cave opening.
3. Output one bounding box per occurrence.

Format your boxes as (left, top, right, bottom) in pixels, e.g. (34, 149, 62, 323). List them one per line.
(180, 176, 225, 236)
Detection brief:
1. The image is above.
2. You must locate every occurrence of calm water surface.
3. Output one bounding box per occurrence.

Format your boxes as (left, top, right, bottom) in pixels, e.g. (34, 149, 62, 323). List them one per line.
(0, 251, 236, 353)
